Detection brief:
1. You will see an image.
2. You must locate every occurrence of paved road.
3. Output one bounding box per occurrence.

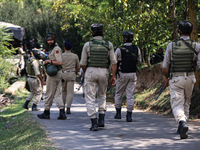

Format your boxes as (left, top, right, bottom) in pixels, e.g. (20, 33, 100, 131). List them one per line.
(31, 83, 200, 150)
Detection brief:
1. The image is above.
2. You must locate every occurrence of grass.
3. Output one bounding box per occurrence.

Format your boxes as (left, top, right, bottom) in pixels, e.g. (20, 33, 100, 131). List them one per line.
(134, 85, 172, 116)
(0, 89, 56, 150)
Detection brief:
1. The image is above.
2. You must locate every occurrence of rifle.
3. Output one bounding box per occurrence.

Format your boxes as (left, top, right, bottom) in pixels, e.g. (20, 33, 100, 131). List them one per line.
(76, 75, 84, 91)
(154, 83, 166, 101)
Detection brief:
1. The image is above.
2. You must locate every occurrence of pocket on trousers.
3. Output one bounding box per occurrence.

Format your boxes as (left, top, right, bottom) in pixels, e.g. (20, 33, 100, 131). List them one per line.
(171, 77, 179, 83)
(85, 70, 92, 79)
(192, 78, 196, 83)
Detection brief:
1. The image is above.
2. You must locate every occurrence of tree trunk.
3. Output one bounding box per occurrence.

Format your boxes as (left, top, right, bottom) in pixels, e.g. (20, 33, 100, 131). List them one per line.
(170, 0, 178, 39)
(188, 0, 198, 41)
(147, 47, 151, 67)
(188, 0, 199, 89)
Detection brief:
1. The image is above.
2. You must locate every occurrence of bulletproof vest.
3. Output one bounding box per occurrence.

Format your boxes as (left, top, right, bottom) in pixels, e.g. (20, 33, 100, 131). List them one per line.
(118, 45, 138, 73)
(87, 39, 109, 68)
(171, 39, 196, 72)
(26, 57, 42, 76)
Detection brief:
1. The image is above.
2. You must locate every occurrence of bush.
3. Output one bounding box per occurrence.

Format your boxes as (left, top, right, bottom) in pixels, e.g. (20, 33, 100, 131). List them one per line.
(0, 57, 16, 93)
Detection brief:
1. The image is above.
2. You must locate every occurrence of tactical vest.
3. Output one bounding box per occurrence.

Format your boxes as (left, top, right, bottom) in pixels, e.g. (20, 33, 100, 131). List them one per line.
(171, 39, 196, 73)
(118, 45, 138, 73)
(87, 39, 109, 68)
(26, 57, 43, 76)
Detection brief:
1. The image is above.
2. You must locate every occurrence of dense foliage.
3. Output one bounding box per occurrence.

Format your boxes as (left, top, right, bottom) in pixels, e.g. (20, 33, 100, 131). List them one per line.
(0, 27, 15, 56)
(0, 0, 199, 61)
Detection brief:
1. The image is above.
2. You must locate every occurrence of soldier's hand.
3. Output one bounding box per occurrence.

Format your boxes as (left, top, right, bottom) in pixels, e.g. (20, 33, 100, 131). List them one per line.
(18, 63, 22, 68)
(44, 60, 50, 65)
(42, 81, 46, 86)
(110, 76, 116, 86)
(164, 77, 169, 87)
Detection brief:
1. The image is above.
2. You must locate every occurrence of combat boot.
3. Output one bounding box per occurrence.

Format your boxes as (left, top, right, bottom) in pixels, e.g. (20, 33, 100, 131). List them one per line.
(177, 125, 180, 134)
(90, 118, 98, 131)
(57, 109, 67, 120)
(66, 107, 71, 114)
(32, 103, 39, 111)
(98, 114, 105, 127)
(114, 108, 121, 119)
(37, 109, 50, 119)
(126, 111, 132, 122)
(179, 120, 188, 139)
(22, 100, 30, 110)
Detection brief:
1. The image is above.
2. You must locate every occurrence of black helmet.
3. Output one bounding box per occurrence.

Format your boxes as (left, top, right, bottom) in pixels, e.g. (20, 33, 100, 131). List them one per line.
(91, 23, 103, 32)
(123, 30, 134, 42)
(45, 64, 58, 76)
(32, 49, 41, 59)
(47, 33, 56, 41)
(178, 21, 193, 34)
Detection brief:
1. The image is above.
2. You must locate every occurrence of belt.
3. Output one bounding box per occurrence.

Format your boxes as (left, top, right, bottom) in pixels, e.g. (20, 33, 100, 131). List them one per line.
(171, 72, 194, 77)
(28, 75, 37, 79)
(62, 71, 75, 73)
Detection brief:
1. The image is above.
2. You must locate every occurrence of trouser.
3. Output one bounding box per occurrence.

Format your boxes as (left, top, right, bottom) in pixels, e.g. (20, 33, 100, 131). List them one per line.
(84, 67, 109, 119)
(62, 72, 76, 108)
(115, 72, 137, 111)
(26, 77, 42, 105)
(169, 74, 196, 123)
(44, 70, 64, 110)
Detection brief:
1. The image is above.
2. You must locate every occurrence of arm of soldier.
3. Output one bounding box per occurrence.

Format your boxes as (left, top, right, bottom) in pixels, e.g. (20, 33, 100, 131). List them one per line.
(44, 59, 62, 66)
(162, 67, 169, 87)
(111, 64, 117, 85)
(32, 61, 46, 86)
(44, 47, 63, 66)
(37, 74, 46, 86)
(162, 43, 172, 87)
(76, 55, 80, 74)
(80, 42, 89, 73)
(109, 42, 117, 85)
(18, 47, 24, 68)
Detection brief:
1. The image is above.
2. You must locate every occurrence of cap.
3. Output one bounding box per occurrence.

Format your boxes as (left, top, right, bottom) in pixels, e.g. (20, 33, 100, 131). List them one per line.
(64, 41, 72, 50)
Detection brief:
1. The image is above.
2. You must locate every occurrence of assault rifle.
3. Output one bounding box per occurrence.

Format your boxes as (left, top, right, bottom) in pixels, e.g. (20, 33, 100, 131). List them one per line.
(76, 76, 84, 91)
(154, 83, 166, 101)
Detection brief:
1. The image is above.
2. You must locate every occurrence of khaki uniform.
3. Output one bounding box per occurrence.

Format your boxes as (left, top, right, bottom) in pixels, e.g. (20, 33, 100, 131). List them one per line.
(114, 43, 142, 111)
(163, 36, 200, 123)
(80, 36, 117, 118)
(44, 44, 64, 110)
(26, 56, 43, 105)
(62, 51, 80, 108)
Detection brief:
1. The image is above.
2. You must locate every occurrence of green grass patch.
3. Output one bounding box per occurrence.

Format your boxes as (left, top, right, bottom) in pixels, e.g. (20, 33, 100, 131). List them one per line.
(0, 90, 56, 150)
(134, 85, 172, 115)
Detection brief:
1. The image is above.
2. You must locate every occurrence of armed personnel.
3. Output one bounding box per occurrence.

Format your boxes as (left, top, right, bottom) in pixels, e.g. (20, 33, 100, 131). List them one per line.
(37, 33, 67, 120)
(162, 20, 200, 139)
(62, 41, 80, 114)
(80, 23, 117, 131)
(114, 30, 141, 122)
(22, 49, 46, 111)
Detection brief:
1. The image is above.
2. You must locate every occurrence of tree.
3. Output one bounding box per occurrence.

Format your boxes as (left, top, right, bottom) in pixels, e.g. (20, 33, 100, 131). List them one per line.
(0, 27, 15, 56)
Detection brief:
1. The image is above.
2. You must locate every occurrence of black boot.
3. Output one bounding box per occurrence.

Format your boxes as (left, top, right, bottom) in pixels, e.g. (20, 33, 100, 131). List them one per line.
(126, 111, 132, 122)
(66, 107, 71, 114)
(177, 125, 180, 134)
(37, 109, 50, 119)
(179, 121, 188, 139)
(98, 114, 105, 127)
(32, 103, 39, 111)
(114, 108, 121, 119)
(90, 118, 98, 131)
(57, 109, 67, 120)
(22, 100, 30, 110)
